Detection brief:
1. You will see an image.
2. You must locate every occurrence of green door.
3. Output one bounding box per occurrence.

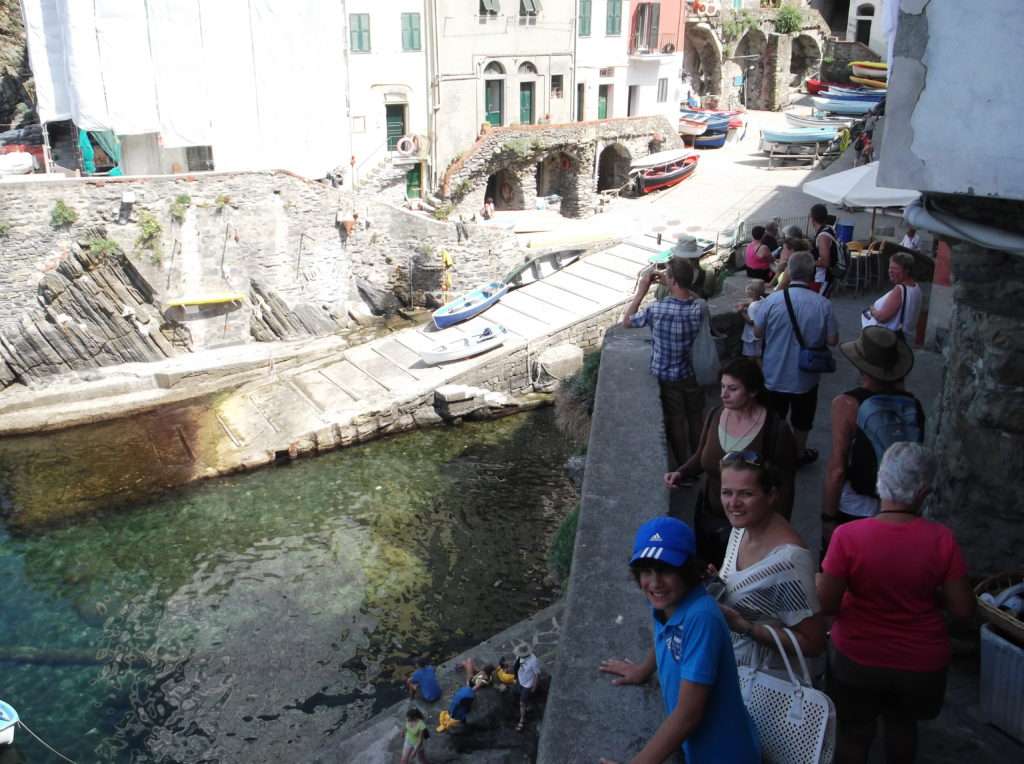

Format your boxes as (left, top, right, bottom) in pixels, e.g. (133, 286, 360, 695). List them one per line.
(385, 104, 405, 151)
(405, 164, 422, 199)
(485, 80, 503, 126)
(598, 85, 609, 119)
(519, 82, 535, 124)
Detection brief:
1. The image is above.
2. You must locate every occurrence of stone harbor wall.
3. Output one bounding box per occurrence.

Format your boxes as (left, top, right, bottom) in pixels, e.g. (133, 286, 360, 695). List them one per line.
(821, 39, 881, 84)
(441, 116, 682, 220)
(930, 242, 1024, 575)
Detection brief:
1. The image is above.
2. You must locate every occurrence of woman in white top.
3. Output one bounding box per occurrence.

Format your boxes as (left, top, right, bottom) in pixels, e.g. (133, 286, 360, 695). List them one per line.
(712, 454, 825, 670)
(861, 252, 922, 339)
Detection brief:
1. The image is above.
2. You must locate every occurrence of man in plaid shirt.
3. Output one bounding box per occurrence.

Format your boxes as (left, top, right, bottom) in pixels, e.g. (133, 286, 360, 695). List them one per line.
(623, 257, 706, 467)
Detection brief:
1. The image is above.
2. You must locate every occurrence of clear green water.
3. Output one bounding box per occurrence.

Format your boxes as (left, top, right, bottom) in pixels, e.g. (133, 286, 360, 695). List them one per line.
(0, 410, 574, 763)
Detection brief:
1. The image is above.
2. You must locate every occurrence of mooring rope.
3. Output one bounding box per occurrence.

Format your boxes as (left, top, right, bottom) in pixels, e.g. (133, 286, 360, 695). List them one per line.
(17, 720, 78, 764)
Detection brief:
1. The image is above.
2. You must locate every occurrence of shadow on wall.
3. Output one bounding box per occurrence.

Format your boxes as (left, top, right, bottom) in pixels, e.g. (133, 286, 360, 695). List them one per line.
(485, 169, 525, 211)
(597, 144, 632, 193)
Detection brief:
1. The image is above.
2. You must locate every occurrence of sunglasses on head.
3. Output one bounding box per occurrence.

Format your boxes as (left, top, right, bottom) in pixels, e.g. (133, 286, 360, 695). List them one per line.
(721, 450, 763, 467)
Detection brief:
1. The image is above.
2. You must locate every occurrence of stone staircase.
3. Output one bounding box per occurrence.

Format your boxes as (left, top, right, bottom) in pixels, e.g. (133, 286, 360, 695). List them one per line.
(356, 155, 410, 202)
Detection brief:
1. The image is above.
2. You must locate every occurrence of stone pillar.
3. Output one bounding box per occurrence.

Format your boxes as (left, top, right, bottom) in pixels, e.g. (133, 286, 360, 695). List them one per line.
(930, 242, 1024, 574)
(766, 34, 791, 112)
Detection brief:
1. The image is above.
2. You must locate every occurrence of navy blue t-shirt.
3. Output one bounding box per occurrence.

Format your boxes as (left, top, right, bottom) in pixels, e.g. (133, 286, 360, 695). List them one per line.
(448, 686, 475, 722)
(411, 666, 441, 702)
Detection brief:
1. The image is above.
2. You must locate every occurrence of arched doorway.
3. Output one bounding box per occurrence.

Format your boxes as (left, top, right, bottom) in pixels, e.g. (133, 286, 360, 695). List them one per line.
(485, 168, 524, 211)
(483, 61, 505, 127)
(853, 3, 874, 47)
(789, 34, 822, 88)
(683, 23, 724, 99)
(733, 29, 768, 109)
(597, 144, 631, 193)
(535, 152, 580, 216)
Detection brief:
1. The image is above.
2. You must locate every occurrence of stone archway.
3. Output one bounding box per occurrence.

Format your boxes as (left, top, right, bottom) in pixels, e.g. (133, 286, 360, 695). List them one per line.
(790, 34, 822, 88)
(684, 23, 724, 99)
(597, 144, 631, 193)
(485, 168, 524, 211)
(733, 29, 768, 110)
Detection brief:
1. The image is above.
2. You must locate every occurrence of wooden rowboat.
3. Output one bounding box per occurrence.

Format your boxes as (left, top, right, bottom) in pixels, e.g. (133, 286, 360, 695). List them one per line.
(851, 62, 887, 80)
(678, 117, 709, 137)
(761, 127, 838, 145)
(419, 324, 507, 365)
(694, 132, 727, 149)
(504, 249, 584, 289)
(811, 97, 876, 116)
(631, 149, 699, 194)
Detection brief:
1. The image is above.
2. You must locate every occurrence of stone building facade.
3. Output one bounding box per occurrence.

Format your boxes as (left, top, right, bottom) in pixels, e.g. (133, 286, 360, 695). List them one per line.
(441, 114, 681, 219)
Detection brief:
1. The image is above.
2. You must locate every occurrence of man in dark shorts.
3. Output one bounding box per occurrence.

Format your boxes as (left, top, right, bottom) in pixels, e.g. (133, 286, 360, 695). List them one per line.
(753, 252, 838, 466)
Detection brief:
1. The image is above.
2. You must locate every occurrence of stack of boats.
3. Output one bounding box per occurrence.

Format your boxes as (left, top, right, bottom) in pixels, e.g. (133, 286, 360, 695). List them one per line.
(786, 83, 885, 127)
(849, 60, 888, 89)
(679, 107, 745, 149)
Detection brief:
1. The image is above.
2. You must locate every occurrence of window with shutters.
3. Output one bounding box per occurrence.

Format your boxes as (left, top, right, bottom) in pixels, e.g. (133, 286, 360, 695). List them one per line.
(479, 0, 501, 17)
(657, 78, 668, 102)
(401, 13, 421, 51)
(578, 0, 591, 36)
(520, 0, 540, 25)
(350, 14, 370, 52)
(606, 0, 622, 36)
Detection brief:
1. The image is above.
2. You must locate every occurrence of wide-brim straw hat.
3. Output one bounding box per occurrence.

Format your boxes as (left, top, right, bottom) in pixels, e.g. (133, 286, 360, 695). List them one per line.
(840, 325, 914, 382)
(513, 643, 533, 659)
(671, 235, 703, 259)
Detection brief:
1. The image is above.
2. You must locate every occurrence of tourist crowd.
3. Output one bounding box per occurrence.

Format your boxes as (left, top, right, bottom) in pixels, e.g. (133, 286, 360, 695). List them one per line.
(607, 203, 973, 764)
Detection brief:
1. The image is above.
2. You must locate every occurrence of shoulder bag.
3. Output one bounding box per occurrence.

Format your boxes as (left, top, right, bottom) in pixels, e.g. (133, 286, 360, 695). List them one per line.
(783, 289, 836, 374)
(691, 299, 721, 386)
(738, 626, 837, 764)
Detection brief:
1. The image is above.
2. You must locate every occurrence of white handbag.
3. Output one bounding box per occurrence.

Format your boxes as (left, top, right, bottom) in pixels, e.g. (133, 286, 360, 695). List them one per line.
(691, 300, 721, 386)
(738, 626, 836, 764)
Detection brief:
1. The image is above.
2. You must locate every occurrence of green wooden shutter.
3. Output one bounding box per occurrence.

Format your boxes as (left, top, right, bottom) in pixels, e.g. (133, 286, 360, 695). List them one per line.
(386, 105, 405, 150)
(579, 0, 591, 36)
(598, 85, 608, 119)
(485, 80, 503, 126)
(519, 83, 534, 124)
(406, 165, 422, 199)
(350, 14, 370, 52)
(402, 13, 421, 51)
(607, 0, 621, 35)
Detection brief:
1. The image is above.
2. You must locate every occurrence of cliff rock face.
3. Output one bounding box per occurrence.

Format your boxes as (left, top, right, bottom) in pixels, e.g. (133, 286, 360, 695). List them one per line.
(0, 0, 35, 129)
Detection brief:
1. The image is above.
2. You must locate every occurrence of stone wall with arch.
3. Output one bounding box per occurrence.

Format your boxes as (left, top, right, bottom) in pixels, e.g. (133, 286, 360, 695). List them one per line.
(441, 116, 681, 220)
(683, 23, 725, 99)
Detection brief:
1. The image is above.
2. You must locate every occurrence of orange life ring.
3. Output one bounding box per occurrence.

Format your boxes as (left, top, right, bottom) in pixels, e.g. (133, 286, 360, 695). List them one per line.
(500, 181, 513, 203)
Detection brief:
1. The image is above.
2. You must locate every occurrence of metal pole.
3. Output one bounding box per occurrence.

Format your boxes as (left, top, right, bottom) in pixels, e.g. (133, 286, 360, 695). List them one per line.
(41, 122, 53, 174)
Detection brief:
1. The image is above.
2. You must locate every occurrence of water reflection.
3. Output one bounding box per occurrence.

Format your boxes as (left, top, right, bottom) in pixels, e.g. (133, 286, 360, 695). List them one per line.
(0, 410, 574, 763)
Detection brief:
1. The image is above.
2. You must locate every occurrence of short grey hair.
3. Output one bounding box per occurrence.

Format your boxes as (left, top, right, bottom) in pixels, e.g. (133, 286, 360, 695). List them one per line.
(788, 251, 816, 283)
(876, 442, 936, 504)
(784, 224, 804, 238)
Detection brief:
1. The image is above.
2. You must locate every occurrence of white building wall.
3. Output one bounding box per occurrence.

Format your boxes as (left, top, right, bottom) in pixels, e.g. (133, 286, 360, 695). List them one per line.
(846, 1, 888, 59)
(345, 1, 429, 185)
(429, 0, 576, 174)
(576, 1, 632, 121)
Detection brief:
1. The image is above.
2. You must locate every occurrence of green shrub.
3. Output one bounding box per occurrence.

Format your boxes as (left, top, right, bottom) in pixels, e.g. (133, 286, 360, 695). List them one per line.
(50, 200, 79, 228)
(0, 221, 10, 238)
(170, 194, 191, 223)
(548, 504, 580, 583)
(432, 203, 453, 221)
(554, 351, 601, 446)
(722, 9, 758, 42)
(774, 4, 804, 34)
(453, 180, 472, 200)
(87, 237, 120, 258)
(215, 193, 232, 212)
(135, 210, 163, 263)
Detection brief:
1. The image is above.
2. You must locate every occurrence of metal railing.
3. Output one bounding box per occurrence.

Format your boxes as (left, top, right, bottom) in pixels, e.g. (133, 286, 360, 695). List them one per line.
(629, 32, 680, 55)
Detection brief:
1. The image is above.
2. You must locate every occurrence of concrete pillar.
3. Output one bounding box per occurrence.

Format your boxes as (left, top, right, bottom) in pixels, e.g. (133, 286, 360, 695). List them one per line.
(930, 242, 1024, 574)
(766, 34, 791, 112)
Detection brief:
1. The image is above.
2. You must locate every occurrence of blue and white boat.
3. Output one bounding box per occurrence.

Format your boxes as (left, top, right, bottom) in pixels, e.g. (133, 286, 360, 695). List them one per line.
(694, 132, 727, 149)
(431, 280, 508, 329)
(419, 323, 508, 365)
(0, 699, 18, 746)
(818, 89, 885, 102)
(825, 85, 886, 97)
(811, 97, 876, 116)
(680, 109, 730, 134)
(762, 127, 838, 145)
(785, 111, 854, 129)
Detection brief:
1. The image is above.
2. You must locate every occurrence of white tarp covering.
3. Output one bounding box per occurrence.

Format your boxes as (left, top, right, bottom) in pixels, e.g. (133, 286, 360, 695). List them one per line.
(20, 0, 349, 178)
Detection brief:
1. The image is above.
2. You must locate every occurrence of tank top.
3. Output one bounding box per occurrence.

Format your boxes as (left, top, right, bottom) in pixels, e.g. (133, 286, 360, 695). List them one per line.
(870, 283, 922, 335)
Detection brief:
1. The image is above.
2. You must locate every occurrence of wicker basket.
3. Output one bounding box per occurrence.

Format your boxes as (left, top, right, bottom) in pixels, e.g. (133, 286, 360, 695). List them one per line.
(975, 571, 1024, 645)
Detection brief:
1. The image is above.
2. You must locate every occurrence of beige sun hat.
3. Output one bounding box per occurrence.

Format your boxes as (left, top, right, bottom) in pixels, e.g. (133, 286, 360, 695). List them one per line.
(840, 325, 914, 382)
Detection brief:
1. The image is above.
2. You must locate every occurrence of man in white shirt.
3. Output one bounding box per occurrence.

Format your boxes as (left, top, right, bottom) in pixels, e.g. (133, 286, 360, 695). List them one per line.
(513, 644, 541, 731)
(900, 226, 921, 252)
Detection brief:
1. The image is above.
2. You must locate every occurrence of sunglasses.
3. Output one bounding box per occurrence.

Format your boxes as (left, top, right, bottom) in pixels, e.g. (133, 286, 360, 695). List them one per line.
(721, 450, 763, 467)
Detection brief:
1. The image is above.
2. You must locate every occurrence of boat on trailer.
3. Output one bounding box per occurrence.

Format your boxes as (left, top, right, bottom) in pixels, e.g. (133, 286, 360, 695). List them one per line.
(504, 248, 585, 289)
(761, 127, 838, 145)
(785, 111, 854, 129)
(419, 323, 508, 365)
(631, 149, 699, 194)
(431, 281, 508, 329)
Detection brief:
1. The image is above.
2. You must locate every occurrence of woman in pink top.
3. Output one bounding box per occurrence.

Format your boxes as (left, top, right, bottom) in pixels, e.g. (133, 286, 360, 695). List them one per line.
(817, 443, 975, 764)
(744, 226, 774, 281)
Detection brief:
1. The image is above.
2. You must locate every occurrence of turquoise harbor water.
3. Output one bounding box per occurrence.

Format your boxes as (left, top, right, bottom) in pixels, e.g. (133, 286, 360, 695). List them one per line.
(0, 410, 575, 763)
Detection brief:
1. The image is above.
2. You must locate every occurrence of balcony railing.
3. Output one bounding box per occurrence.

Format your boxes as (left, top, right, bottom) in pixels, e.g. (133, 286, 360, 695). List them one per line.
(629, 32, 682, 56)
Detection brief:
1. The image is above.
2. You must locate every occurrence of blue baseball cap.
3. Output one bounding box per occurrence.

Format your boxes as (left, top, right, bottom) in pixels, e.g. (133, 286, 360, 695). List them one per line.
(630, 516, 696, 567)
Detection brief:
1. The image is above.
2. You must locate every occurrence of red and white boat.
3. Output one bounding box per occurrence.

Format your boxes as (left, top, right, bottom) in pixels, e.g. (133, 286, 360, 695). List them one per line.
(631, 149, 699, 195)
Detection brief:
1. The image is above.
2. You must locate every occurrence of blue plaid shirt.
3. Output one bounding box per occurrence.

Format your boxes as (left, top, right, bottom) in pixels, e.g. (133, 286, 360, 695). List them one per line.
(630, 296, 703, 381)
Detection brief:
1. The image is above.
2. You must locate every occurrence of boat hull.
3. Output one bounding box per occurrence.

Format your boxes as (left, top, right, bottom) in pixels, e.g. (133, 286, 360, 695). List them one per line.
(637, 157, 698, 194)
(419, 325, 507, 364)
(848, 75, 888, 89)
(432, 281, 508, 329)
(851, 64, 887, 80)
(785, 112, 854, 129)
(694, 132, 727, 149)
(761, 128, 838, 144)
(504, 249, 584, 289)
(811, 97, 875, 116)
(678, 118, 709, 136)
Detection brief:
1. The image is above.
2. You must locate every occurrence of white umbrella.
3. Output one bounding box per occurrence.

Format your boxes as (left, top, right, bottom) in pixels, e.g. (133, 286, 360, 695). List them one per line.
(801, 162, 919, 238)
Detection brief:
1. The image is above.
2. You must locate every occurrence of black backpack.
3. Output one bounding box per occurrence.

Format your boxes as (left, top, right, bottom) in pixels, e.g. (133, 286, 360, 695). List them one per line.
(816, 225, 850, 283)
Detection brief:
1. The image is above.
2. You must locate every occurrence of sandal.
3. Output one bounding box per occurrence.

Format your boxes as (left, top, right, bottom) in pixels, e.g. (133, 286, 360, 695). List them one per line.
(797, 448, 819, 467)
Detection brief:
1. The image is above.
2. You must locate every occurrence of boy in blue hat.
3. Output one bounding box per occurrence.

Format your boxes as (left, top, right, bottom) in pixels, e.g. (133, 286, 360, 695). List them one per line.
(599, 516, 760, 764)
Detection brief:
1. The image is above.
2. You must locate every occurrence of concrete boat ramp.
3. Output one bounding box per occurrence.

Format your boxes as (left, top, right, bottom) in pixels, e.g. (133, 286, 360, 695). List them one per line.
(0, 238, 656, 507)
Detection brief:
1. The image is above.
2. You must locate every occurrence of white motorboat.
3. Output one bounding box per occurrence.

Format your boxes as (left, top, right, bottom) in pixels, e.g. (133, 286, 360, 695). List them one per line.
(0, 699, 18, 746)
(419, 324, 508, 365)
